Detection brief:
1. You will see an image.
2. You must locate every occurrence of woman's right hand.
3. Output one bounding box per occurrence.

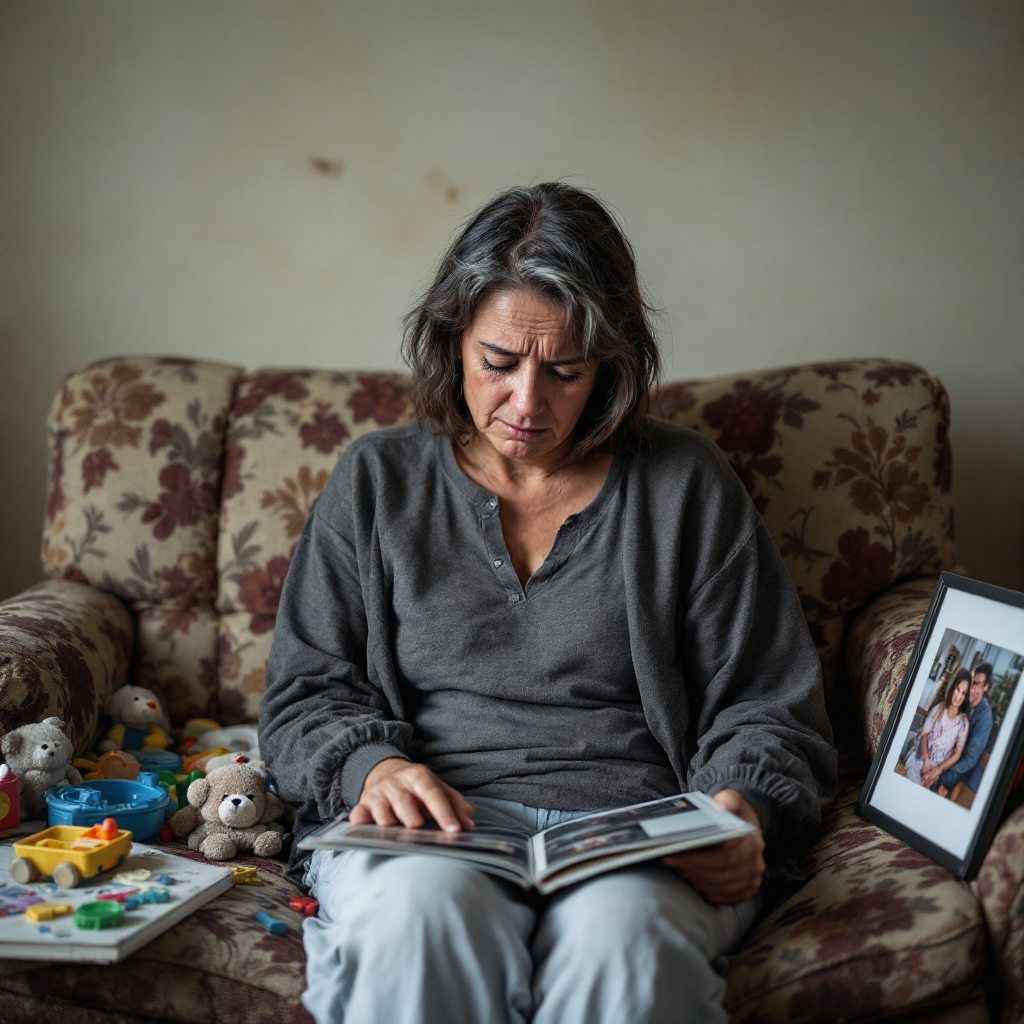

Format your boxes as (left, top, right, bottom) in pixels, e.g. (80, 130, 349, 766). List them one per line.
(350, 758, 476, 833)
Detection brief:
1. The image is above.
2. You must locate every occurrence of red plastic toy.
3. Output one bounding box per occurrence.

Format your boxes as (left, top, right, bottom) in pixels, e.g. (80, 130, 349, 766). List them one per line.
(0, 764, 20, 838)
(289, 896, 319, 916)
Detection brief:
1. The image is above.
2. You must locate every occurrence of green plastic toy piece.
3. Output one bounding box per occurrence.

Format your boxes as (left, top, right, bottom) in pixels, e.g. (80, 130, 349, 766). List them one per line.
(74, 901, 124, 930)
(179, 769, 207, 806)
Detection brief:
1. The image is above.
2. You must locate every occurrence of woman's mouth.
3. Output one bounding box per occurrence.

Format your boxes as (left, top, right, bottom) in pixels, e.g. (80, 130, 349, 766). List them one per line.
(500, 420, 547, 440)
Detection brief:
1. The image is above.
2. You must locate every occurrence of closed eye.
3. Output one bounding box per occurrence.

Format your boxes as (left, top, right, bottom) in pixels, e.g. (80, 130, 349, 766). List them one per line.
(481, 357, 515, 375)
(481, 357, 582, 383)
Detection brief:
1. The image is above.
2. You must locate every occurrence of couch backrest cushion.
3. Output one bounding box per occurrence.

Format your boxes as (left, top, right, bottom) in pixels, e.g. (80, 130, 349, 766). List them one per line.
(41, 357, 955, 729)
(214, 370, 415, 721)
(43, 357, 242, 607)
(652, 359, 955, 700)
(42, 358, 242, 726)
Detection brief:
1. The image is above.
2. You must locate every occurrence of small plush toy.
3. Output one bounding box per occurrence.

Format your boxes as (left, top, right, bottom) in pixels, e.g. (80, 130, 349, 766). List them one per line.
(98, 685, 172, 753)
(168, 763, 286, 861)
(1, 718, 83, 819)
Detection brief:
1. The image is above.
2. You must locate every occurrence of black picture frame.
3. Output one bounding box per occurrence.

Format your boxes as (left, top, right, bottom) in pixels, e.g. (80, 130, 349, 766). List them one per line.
(857, 572, 1024, 880)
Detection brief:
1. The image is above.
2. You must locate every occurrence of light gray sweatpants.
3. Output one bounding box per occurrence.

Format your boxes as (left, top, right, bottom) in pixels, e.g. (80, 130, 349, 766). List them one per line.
(301, 797, 758, 1024)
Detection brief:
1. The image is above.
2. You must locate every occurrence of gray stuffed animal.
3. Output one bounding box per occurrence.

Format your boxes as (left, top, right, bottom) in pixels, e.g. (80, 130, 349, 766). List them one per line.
(1, 718, 82, 819)
(168, 763, 286, 860)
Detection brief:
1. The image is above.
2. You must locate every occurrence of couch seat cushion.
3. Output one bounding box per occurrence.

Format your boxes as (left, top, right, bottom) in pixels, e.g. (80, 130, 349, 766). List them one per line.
(0, 848, 311, 1024)
(725, 767, 987, 1023)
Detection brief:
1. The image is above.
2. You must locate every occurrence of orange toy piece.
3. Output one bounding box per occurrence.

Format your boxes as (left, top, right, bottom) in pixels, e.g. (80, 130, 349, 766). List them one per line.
(82, 818, 120, 843)
(181, 748, 229, 774)
(74, 751, 142, 782)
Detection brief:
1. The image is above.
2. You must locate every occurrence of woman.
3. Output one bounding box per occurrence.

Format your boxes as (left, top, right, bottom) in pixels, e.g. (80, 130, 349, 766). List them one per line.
(904, 669, 971, 787)
(260, 183, 836, 1024)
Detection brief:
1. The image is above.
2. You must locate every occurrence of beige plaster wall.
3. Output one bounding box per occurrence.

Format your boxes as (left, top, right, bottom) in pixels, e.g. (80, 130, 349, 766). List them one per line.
(1, 0, 1021, 600)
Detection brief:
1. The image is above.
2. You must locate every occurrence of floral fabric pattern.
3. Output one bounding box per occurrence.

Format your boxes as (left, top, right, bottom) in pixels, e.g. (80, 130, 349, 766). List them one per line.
(0, 847, 311, 1024)
(0, 580, 133, 755)
(215, 371, 414, 714)
(217, 612, 275, 724)
(972, 802, 1024, 1024)
(13, 355, 1001, 1024)
(135, 606, 220, 726)
(653, 360, 954, 706)
(846, 577, 937, 760)
(42, 358, 241, 608)
(725, 752, 987, 1023)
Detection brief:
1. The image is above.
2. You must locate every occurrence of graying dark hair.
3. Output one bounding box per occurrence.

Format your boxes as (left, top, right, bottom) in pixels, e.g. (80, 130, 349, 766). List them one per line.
(401, 182, 661, 458)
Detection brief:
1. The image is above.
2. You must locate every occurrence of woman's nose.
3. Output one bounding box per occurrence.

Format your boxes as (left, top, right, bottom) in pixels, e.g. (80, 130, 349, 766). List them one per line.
(511, 368, 544, 417)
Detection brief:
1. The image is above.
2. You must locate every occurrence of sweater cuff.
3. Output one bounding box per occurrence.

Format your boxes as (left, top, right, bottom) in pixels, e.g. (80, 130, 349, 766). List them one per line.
(706, 782, 774, 839)
(339, 742, 410, 808)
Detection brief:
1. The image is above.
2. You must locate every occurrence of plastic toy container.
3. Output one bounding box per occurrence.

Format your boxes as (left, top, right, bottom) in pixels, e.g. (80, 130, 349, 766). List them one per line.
(46, 774, 169, 841)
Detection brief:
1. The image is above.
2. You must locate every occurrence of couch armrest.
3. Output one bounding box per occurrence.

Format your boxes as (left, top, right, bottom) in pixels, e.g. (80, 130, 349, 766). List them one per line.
(972, 803, 1024, 1024)
(0, 579, 134, 755)
(845, 577, 938, 761)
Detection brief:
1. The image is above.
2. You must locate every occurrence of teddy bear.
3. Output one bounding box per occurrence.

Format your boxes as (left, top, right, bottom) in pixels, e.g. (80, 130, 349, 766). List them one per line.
(1, 718, 83, 819)
(168, 763, 286, 860)
(98, 685, 172, 753)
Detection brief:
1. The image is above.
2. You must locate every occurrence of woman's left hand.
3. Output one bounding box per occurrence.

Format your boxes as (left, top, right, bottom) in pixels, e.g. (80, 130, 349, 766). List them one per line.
(661, 790, 765, 906)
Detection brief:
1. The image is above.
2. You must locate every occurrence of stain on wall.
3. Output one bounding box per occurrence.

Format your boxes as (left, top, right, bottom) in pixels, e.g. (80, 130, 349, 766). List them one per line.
(0, 0, 1021, 600)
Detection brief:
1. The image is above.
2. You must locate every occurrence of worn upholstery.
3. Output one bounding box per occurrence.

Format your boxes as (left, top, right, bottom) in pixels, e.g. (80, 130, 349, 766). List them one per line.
(974, 803, 1024, 1024)
(41, 358, 241, 728)
(0, 851, 309, 1023)
(1, 355, 1019, 1024)
(846, 576, 939, 760)
(726, 752, 986, 1022)
(652, 361, 955, 708)
(215, 369, 414, 721)
(0, 579, 133, 754)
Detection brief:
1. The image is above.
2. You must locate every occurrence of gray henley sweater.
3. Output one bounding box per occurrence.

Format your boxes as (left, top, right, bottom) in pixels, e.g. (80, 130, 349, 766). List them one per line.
(260, 419, 837, 893)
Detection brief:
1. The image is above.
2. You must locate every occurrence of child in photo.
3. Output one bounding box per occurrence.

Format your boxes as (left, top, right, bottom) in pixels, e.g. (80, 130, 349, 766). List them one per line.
(904, 669, 971, 787)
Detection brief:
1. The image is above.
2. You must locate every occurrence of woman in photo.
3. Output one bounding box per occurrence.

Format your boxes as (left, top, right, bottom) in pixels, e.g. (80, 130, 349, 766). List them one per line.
(261, 183, 836, 1024)
(904, 668, 971, 787)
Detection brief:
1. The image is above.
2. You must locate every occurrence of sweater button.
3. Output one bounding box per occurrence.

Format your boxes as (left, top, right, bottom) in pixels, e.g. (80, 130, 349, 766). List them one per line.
(510, 593, 520, 603)
(493, 558, 503, 568)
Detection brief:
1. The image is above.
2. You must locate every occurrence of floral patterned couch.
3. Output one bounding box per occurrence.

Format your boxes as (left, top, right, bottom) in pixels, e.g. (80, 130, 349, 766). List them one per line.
(0, 356, 1021, 1024)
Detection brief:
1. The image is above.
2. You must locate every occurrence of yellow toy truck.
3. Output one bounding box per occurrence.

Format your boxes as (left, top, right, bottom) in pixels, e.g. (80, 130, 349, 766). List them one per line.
(9, 818, 132, 888)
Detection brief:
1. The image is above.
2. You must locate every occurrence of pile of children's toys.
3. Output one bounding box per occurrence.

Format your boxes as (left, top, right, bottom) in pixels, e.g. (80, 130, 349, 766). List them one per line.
(0, 685, 304, 939)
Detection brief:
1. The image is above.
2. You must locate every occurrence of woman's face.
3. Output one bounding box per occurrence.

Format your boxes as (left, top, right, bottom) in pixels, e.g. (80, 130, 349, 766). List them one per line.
(950, 679, 969, 710)
(460, 290, 600, 463)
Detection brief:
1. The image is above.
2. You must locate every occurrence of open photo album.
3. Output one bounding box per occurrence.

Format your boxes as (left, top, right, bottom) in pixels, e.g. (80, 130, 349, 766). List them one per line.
(299, 791, 754, 894)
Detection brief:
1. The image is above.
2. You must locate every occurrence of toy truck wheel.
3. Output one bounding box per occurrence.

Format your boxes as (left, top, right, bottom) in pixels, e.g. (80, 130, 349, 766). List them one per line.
(52, 862, 81, 889)
(9, 857, 38, 884)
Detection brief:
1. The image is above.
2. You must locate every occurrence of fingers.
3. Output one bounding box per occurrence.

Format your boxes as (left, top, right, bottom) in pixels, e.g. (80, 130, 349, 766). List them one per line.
(663, 831, 766, 905)
(353, 763, 476, 832)
(443, 782, 476, 831)
(409, 772, 465, 833)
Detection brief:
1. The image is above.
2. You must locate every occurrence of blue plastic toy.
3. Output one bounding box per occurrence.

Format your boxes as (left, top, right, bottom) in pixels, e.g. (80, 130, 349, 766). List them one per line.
(128, 749, 183, 774)
(45, 775, 170, 842)
(125, 888, 170, 909)
(255, 910, 287, 936)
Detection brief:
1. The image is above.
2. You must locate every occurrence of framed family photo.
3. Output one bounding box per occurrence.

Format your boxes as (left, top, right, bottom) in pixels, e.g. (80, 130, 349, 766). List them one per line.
(857, 572, 1024, 879)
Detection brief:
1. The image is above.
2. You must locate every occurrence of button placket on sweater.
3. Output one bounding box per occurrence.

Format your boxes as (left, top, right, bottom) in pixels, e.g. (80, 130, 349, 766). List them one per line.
(481, 496, 584, 605)
(480, 497, 524, 605)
